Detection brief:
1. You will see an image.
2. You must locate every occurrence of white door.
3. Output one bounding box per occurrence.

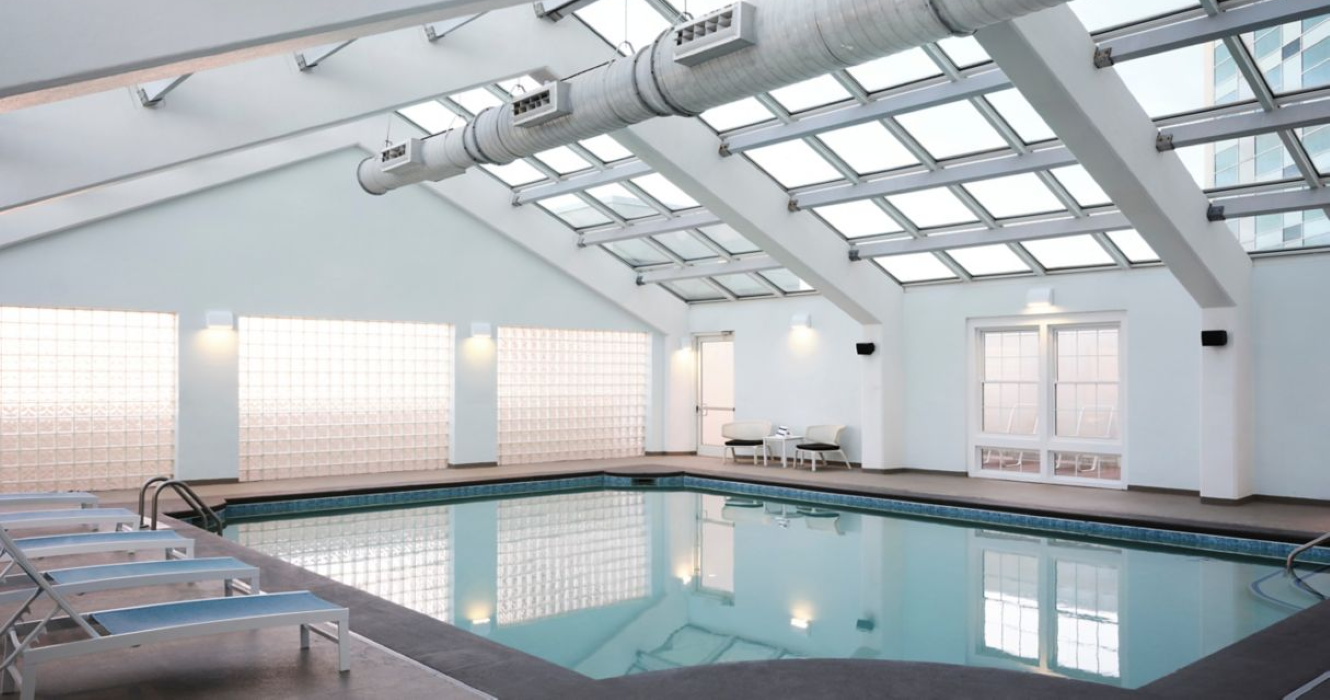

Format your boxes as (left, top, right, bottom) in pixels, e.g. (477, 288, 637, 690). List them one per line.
(696, 335, 735, 457)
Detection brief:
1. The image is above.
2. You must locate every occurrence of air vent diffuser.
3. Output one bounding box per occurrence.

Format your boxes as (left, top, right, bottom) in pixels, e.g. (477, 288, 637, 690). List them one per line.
(378, 139, 425, 174)
(512, 82, 572, 128)
(673, 3, 756, 67)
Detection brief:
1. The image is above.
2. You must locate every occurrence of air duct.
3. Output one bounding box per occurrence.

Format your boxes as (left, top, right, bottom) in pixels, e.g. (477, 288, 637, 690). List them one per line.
(357, 0, 1067, 195)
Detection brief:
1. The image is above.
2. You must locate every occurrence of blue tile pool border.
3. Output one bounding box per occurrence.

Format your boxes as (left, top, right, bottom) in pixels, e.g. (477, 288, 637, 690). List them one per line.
(219, 473, 1330, 566)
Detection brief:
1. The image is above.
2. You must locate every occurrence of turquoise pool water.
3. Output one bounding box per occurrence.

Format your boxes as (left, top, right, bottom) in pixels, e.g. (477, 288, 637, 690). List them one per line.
(223, 487, 1317, 688)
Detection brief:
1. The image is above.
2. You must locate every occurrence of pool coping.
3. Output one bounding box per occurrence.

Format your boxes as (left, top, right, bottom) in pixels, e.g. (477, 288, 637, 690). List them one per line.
(145, 464, 1330, 699)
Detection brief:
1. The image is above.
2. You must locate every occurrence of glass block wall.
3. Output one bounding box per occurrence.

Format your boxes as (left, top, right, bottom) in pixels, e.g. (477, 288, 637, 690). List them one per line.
(235, 505, 452, 622)
(239, 317, 453, 482)
(0, 306, 176, 492)
(496, 491, 649, 624)
(496, 327, 649, 465)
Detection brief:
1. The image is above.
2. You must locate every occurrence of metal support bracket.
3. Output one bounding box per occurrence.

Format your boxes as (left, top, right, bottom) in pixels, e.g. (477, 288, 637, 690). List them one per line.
(1092, 46, 1114, 68)
(136, 74, 192, 107)
(1207, 204, 1226, 222)
(1155, 132, 1175, 151)
(295, 40, 355, 71)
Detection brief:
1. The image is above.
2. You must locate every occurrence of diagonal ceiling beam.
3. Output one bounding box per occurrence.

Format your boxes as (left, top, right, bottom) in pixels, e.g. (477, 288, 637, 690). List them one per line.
(851, 213, 1133, 258)
(0, 7, 607, 216)
(794, 147, 1077, 209)
(0, 0, 531, 112)
(636, 255, 781, 284)
(976, 6, 1250, 309)
(578, 211, 723, 245)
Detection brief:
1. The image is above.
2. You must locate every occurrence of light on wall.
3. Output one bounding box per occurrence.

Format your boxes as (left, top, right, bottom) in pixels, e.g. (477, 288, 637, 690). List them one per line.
(791, 313, 812, 330)
(470, 617, 492, 636)
(470, 322, 493, 339)
(1026, 287, 1054, 310)
(790, 617, 811, 634)
(679, 336, 693, 352)
(204, 310, 235, 331)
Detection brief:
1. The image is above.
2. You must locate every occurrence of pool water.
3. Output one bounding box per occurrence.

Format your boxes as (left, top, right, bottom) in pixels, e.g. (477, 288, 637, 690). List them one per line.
(224, 488, 1312, 688)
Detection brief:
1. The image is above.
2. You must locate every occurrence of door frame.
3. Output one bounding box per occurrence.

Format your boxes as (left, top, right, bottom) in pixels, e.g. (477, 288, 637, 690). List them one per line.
(694, 332, 734, 457)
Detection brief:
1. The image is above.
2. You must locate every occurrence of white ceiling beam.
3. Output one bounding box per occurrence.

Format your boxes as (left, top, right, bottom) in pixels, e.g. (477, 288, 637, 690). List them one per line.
(636, 255, 781, 284)
(0, 8, 607, 216)
(1159, 98, 1330, 150)
(721, 70, 1011, 155)
(1208, 187, 1330, 220)
(976, 6, 1250, 309)
(794, 147, 1077, 209)
(1096, 0, 1330, 65)
(851, 213, 1133, 258)
(578, 211, 723, 245)
(512, 160, 653, 204)
(0, 0, 531, 112)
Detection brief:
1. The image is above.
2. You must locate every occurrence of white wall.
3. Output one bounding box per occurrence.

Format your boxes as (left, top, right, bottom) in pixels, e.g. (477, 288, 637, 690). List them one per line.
(901, 268, 1202, 491)
(1251, 255, 1330, 500)
(689, 296, 867, 462)
(0, 149, 656, 479)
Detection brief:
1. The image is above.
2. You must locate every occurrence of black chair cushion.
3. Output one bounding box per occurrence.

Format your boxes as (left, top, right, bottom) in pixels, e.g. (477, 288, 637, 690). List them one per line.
(725, 439, 765, 447)
(797, 442, 838, 451)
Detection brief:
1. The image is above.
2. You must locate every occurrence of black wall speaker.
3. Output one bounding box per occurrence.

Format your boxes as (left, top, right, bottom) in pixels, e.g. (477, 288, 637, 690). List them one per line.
(856, 342, 876, 356)
(1201, 330, 1229, 347)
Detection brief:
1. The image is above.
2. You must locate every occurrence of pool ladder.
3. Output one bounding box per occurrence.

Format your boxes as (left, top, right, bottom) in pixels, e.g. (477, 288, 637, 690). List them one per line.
(136, 476, 226, 535)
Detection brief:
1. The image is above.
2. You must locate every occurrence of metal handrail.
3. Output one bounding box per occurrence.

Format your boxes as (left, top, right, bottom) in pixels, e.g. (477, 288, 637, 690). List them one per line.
(138, 477, 224, 535)
(1286, 531, 1330, 574)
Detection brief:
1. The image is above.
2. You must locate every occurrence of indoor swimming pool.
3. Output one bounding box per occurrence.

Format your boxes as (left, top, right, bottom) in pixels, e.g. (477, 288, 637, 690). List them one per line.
(221, 481, 1320, 688)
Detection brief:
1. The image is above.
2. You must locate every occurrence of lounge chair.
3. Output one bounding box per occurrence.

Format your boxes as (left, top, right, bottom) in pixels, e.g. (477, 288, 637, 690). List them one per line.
(0, 509, 139, 533)
(0, 526, 348, 700)
(5, 530, 194, 563)
(0, 494, 97, 511)
(0, 557, 260, 606)
(795, 425, 849, 472)
(721, 421, 772, 464)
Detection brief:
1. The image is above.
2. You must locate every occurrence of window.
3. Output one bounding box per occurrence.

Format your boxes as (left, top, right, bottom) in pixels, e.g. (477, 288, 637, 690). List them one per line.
(0, 306, 176, 491)
(971, 315, 1125, 486)
(238, 316, 452, 482)
(496, 327, 648, 465)
(497, 491, 649, 624)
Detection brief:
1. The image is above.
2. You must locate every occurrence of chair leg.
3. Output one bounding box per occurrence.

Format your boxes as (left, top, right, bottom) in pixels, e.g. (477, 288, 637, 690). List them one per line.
(338, 620, 351, 673)
(18, 664, 33, 700)
(300, 624, 311, 650)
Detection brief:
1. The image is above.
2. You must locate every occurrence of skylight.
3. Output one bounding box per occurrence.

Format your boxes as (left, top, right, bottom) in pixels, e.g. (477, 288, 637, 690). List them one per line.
(1106, 230, 1160, 263)
(700, 98, 775, 132)
(632, 174, 700, 211)
(770, 75, 852, 113)
(846, 49, 942, 93)
(964, 174, 1065, 219)
(747, 140, 843, 188)
(948, 244, 1031, 276)
(1021, 235, 1115, 269)
(896, 101, 1007, 160)
(874, 253, 957, 283)
(817, 123, 917, 175)
(814, 201, 903, 239)
(887, 188, 979, 229)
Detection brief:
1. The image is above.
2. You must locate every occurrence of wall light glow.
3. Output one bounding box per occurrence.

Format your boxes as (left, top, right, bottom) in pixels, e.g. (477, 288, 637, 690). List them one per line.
(790, 617, 811, 631)
(1026, 287, 1054, 310)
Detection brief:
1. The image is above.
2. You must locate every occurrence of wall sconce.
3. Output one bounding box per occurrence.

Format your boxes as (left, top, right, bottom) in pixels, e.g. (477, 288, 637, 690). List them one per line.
(791, 313, 812, 330)
(470, 617, 492, 635)
(204, 310, 235, 331)
(1025, 287, 1054, 310)
(679, 336, 693, 352)
(789, 617, 811, 634)
(470, 322, 493, 339)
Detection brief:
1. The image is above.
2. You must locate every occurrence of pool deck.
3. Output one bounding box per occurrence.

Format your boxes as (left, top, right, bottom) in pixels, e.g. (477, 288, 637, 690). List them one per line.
(68, 457, 1330, 699)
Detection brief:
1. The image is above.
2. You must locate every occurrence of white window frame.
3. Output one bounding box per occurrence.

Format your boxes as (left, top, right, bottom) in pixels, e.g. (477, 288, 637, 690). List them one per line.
(967, 312, 1127, 489)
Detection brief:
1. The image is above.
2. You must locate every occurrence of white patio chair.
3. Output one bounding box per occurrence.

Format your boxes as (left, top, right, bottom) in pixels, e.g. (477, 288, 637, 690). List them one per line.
(795, 425, 849, 472)
(721, 421, 772, 464)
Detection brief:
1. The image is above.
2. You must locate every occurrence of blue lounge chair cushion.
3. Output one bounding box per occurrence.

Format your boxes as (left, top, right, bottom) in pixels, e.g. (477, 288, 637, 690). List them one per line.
(92, 592, 342, 635)
(0, 493, 95, 505)
(0, 508, 134, 523)
(47, 557, 252, 586)
(15, 530, 186, 551)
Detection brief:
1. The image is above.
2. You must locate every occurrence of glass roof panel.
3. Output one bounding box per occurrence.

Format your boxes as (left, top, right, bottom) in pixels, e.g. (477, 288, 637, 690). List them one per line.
(575, 0, 670, 52)
(770, 75, 852, 113)
(700, 224, 760, 254)
(533, 146, 593, 175)
(1050, 165, 1111, 207)
(586, 183, 655, 219)
(1225, 210, 1330, 252)
(632, 173, 700, 211)
(700, 98, 775, 131)
(1106, 229, 1161, 263)
(653, 231, 718, 261)
(580, 134, 633, 162)
(1179, 134, 1299, 192)
(760, 269, 815, 293)
(814, 201, 903, 239)
(895, 101, 1007, 159)
(1116, 45, 1220, 118)
(886, 188, 980, 228)
(713, 273, 772, 298)
(496, 76, 543, 95)
(847, 49, 942, 93)
(937, 37, 990, 68)
(984, 89, 1056, 144)
(1021, 235, 1115, 269)
(483, 160, 546, 187)
(1069, 0, 1198, 33)
(666, 278, 726, 301)
(540, 194, 612, 228)
(449, 87, 503, 116)
(963, 173, 1065, 219)
(1302, 125, 1330, 175)
(1247, 15, 1330, 95)
(746, 140, 844, 188)
(948, 244, 1031, 276)
(873, 253, 957, 283)
(398, 100, 456, 134)
(604, 239, 670, 266)
(816, 122, 917, 175)
(676, 0, 733, 15)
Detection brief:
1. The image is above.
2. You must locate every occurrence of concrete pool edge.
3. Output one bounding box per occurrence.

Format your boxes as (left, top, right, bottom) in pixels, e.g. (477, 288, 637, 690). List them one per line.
(138, 464, 1330, 699)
